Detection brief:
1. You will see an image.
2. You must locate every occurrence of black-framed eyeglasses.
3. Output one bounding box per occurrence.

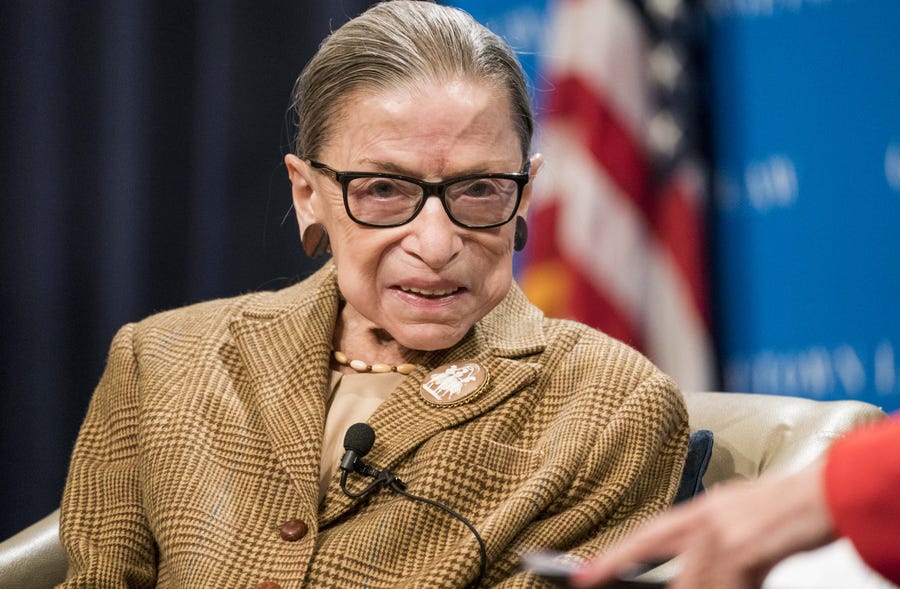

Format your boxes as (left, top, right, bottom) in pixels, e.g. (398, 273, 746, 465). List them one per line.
(306, 159, 530, 229)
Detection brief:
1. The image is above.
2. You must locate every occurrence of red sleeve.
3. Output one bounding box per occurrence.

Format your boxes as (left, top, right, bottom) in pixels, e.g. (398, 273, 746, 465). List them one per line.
(824, 414, 900, 584)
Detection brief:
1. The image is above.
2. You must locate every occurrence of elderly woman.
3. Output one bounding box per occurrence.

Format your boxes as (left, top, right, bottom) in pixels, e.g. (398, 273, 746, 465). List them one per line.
(58, 2, 688, 588)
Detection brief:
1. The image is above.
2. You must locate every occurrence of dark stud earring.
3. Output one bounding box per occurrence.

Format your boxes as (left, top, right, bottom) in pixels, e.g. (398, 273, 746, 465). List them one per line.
(513, 216, 528, 252)
(301, 223, 331, 258)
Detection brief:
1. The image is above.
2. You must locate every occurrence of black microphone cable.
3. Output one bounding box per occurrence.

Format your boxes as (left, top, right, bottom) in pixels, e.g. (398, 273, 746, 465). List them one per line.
(339, 423, 487, 588)
(386, 480, 487, 588)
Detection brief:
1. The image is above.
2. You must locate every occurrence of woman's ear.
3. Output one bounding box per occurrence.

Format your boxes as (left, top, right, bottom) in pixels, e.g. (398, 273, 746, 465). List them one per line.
(284, 153, 317, 232)
(518, 152, 544, 217)
(284, 154, 331, 258)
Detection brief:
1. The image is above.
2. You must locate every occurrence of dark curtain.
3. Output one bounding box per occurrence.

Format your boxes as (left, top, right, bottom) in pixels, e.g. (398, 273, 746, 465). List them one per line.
(0, 0, 376, 539)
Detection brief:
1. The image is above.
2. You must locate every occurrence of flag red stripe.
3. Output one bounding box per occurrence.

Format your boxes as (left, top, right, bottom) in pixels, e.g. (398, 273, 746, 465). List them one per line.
(568, 270, 642, 348)
(546, 75, 650, 213)
(528, 197, 563, 263)
(653, 175, 710, 326)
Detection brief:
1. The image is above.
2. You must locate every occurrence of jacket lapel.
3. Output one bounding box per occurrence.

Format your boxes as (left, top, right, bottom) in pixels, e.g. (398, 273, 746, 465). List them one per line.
(229, 266, 339, 515)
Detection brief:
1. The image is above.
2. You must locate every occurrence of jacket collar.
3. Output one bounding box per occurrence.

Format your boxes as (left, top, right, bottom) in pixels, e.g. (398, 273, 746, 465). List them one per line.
(229, 263, 547, 525)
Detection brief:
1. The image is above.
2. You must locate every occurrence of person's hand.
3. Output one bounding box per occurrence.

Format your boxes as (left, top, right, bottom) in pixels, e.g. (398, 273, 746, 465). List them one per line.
(570, 459, 837, 589)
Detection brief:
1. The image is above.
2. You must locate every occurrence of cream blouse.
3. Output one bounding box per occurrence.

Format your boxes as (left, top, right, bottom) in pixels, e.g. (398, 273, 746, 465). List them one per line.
(318, 371, 407, 503)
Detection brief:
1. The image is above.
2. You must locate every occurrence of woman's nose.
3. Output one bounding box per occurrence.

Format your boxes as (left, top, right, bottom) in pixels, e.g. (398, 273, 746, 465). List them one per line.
(403, 195, 463, 268)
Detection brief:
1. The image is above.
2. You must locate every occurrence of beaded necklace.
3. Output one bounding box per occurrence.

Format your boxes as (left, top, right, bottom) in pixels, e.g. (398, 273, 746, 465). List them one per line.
(332, 350, 416, 375)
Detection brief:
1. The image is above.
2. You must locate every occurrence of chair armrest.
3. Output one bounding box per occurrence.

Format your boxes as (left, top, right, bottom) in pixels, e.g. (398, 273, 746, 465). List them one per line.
(0, 509, 67, 589)
(683, 391, 886, 488)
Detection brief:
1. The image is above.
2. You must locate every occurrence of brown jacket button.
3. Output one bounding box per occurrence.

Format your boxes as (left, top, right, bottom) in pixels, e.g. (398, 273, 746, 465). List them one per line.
(278, 518, 308, 541)
(256, 582, 281, 589)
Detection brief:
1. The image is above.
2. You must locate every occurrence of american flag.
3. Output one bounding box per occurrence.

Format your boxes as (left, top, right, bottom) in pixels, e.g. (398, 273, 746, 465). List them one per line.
(522, 0, 714, 391)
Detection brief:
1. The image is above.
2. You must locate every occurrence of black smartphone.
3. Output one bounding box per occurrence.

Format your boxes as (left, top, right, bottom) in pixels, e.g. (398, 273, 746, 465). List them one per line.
(520, 551, 579, 587)
(520, 551, 667, 588)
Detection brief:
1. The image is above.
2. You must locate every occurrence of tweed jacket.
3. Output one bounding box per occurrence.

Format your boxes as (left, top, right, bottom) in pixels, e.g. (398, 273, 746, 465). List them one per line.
(58, 263, 688, 588)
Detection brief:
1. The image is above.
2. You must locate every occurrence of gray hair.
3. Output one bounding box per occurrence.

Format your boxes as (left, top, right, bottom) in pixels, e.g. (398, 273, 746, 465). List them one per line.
(289, 0, 533, 163)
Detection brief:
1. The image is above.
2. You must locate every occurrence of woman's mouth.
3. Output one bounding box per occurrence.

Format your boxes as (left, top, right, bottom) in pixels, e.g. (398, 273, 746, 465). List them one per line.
(399, 285, 461, 298)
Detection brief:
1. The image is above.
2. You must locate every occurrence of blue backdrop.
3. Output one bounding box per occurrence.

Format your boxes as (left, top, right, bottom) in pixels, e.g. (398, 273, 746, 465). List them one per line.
(709, 0, 900, 410)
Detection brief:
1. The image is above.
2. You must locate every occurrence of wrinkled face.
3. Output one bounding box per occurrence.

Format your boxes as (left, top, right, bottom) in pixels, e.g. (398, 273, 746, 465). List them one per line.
(286, 80, 539, 351)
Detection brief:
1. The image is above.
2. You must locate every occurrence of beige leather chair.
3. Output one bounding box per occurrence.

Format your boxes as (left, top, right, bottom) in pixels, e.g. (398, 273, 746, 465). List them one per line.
(0, 510, 66, 589)
(0, 392, 887, 588)
(684, 391, 886, 488)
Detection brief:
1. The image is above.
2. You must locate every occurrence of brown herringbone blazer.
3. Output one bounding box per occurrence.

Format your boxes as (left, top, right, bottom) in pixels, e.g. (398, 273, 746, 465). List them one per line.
(58, 263, 688, 588)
